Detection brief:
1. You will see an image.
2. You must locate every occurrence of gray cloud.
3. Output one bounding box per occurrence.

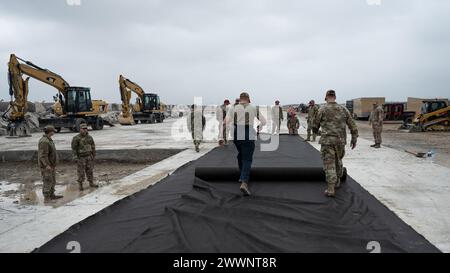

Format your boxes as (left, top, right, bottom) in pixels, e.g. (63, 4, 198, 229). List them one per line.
(0, 0, 449, 105)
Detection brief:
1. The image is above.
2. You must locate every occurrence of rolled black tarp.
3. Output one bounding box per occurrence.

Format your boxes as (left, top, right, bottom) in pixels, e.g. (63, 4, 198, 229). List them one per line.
(195, 167, 326, 182)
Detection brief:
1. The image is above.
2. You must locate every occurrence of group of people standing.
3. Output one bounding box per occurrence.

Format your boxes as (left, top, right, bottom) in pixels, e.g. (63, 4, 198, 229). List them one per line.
(187, 90, 364, 198)
(38, 123, 98, 203)
(38, 91, 383, 202)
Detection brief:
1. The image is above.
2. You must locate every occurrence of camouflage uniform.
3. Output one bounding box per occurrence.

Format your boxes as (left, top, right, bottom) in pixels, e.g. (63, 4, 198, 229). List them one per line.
(313, 102, 358, 196)
(187, 108, 206, 152)
(369, 105, 384, 145)
(307, 104, 319, 141)
(287, 114, 300, 135)
(71, 133, 96, 188)
(216, 104, 229, 143)
(38, 135, 58, 198)
(271, 105, 284, 134)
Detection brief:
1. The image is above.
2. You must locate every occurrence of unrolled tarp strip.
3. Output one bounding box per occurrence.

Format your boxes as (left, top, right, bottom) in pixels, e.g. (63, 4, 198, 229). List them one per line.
(34, 135, 440, 253)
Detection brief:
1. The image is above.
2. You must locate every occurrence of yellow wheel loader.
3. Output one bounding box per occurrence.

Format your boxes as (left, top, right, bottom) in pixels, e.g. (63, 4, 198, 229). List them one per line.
(409, 100, 450, 132)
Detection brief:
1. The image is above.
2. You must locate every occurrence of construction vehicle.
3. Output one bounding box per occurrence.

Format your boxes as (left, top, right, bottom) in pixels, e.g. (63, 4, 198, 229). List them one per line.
(383, 102, 416, 122)
(118, 75, 165, 125)
(5, 54, 107, 136)
(409, 100, 450, 132)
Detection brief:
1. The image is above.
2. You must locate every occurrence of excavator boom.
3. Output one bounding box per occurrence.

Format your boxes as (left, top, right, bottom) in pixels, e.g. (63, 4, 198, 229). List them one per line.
(118, 75, 145, 125)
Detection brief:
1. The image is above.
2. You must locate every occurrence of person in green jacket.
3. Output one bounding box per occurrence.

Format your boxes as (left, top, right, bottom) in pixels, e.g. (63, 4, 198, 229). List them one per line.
(38, 125, 63, 202)
(71, 123, 98, 191)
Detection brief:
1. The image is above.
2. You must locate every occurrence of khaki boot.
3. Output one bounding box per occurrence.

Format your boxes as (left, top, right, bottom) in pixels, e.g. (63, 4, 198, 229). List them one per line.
(324, 183, 336, 197)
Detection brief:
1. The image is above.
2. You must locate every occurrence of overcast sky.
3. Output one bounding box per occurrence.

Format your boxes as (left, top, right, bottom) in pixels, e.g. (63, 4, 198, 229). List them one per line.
(0, 0, 449, 105)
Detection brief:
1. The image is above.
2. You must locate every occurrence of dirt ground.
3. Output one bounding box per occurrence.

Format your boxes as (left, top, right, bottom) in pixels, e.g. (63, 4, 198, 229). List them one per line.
(0, 156, 177, 206)
(355, 120, 450, 168)
(0, 161, 150, 186)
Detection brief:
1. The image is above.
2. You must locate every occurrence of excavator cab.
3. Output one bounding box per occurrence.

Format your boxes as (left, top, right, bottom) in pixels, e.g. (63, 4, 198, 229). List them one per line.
(142, 93, 160, 112)
(64, 87, 93, 115)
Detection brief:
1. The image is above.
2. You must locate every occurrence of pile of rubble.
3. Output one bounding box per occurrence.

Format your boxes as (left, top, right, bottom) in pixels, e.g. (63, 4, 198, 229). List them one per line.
(100, 111, 121, 125)
(0, 101, 122, 136)
(0, 101, 53, 136)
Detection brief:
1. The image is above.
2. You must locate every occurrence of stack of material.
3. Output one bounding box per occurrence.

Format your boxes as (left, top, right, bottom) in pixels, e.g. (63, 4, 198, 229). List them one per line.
(100, 111, 120, 125)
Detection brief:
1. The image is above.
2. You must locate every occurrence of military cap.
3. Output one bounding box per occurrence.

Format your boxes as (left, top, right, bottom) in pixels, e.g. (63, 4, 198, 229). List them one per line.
(80, 123, 88, 129)
(326, 90, 336, 97)
(240, 92, 250, 98)
(44, 125, 55, 132)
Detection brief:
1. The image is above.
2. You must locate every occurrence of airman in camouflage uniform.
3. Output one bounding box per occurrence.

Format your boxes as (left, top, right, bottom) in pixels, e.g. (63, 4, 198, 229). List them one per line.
(271, 100, 284, 134)
(187, 104, 206, 152)
(38, 125, 63, 202)
(71, 123, 98, 191)
(287, 112, 300, 135)
(217, 99, 230, 145)
(313, 90, 358, 197)
(369, 102, 384, 148)
(306, 100, 319, 142)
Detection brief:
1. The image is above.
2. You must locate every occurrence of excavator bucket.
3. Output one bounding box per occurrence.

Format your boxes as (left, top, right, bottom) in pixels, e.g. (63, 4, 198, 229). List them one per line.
(118, 113, 135, 126)
(6, 120, 32, 138)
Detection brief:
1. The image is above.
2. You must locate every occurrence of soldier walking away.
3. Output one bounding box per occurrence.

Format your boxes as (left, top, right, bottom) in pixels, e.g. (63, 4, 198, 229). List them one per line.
(72, 123, 98, 191)
(369, 102, 384, 148)
(271, 100, 284, 134)
(287, 111, 300, 135)
(306, 100, 319, 142)
(313, 90, 358, 198)
(187, 104, 206, 152)
(225, 92, 266, 196)
(217, 99, 230, 145)
(38, 125, 63, 202)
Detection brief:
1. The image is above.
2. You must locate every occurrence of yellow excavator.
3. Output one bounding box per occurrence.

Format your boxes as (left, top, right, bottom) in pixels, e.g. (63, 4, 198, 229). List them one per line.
(4, 54, 108, 137)
(409, 99, 450, 132)
(118, 75, 165, 125)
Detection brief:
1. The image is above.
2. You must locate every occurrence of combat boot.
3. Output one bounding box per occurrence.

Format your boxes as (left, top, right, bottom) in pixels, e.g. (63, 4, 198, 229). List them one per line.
(44, 194, 54, 203)
(240, 182, 251, 196)
(51, 194, 64, 200)
(374, 144, 381, 149)
(370, 144, 377, 147)
(78, 182, 84, 191)
(336, 167, 347, 189)
(324, 183, 336, 197)
(305, 138, 311, 142)
(89, 182, 99, 188)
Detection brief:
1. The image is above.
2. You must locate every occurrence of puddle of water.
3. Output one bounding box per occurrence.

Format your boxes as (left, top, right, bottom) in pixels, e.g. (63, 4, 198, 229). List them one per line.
(19, 181, 98, 208)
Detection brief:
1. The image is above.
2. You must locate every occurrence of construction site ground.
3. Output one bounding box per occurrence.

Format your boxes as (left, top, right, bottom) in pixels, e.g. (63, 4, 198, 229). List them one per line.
(0, 113, 449, 252)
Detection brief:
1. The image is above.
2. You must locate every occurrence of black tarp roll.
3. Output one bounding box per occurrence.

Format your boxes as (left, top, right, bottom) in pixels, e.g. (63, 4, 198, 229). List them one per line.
(195, 167, 326, 182)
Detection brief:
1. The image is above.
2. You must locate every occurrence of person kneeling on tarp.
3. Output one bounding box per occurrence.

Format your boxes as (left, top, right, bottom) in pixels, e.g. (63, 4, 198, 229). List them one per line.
(223, 92, 266, 196)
